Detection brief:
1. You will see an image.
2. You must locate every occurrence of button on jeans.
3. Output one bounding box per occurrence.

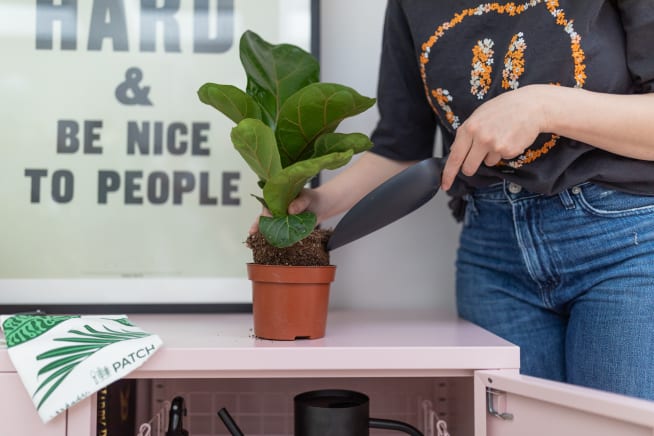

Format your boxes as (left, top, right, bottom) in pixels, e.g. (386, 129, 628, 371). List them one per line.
(456, 181, 654, 400)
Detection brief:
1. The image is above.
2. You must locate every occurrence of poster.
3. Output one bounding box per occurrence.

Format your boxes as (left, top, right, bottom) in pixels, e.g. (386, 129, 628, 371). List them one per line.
(0, 0, 316, 309)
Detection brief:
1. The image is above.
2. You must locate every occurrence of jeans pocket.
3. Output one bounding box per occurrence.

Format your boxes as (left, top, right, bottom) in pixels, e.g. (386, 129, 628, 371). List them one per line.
(575, 183, 654, 217)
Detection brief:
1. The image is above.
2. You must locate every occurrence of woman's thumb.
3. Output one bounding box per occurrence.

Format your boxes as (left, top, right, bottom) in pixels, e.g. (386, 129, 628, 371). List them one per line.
(288, 190, 312, 215)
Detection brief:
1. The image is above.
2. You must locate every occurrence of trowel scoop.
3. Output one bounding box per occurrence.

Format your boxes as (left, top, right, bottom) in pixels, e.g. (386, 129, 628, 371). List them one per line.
(327, 157, 444, 251)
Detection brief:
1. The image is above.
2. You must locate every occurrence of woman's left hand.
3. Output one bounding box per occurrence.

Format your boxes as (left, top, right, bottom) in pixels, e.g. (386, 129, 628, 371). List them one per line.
(441, 85, 549, 191)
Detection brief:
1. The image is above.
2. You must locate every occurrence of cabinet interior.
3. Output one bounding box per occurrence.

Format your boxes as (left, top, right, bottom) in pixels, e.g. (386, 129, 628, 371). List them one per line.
(126, 376, 475, 436)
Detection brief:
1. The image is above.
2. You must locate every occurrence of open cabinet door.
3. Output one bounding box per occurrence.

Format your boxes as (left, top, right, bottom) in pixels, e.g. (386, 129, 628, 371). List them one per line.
(474, 369, 654, 436)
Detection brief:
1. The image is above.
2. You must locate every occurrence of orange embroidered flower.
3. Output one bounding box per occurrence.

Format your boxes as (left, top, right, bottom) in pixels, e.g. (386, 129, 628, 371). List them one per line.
(471, 39, 495, 99)
(432, 88, 460, 129)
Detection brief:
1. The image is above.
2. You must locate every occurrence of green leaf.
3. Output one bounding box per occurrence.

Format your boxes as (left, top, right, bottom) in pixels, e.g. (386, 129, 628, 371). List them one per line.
(51, 337, 120, 344)
(197, 83, 262, 124)
(263, 150, 353, 217)
(240, 30, 319, 126)
(75, 325, 148, 339)
(276, 83, 376, 166)
(110, 318, 135, 327)
(259, 212, 318, 248)
(34, 361, 78, 408)
(37, 344, 103, 359)
(312, 132, 373, 158)
(37, 352, 94, 375)
(251, 193, 267, 209)
(230, 119, 283, 183)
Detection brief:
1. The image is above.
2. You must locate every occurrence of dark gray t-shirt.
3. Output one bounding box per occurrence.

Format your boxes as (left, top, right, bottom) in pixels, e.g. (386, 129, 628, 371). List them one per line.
(370, 0, 654, 206)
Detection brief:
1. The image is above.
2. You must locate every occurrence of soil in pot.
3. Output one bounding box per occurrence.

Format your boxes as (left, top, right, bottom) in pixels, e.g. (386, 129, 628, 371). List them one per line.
(246, 228, 332, 266)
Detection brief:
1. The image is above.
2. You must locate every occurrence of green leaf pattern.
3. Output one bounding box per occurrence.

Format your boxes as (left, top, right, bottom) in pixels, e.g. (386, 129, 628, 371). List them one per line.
(33, 323, 149, 411)
(2, 315, 79, 348)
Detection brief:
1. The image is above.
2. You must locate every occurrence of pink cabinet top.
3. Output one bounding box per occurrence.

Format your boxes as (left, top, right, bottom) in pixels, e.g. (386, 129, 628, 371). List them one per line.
(130, 310, 518, 378)
(0, 310, 519, 377)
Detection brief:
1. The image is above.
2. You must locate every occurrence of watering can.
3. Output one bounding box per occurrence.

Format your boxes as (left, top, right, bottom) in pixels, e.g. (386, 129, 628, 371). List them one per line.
(218, 389, 423, 436)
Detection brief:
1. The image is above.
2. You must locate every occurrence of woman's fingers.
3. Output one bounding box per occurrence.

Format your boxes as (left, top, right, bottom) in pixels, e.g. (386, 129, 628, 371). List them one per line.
(484, 152, 503, 167)
(441, 87, 545, 190)
(441, 129, 472, 191)
(249, 189, 315, 235)
(248, 207, 271, 235)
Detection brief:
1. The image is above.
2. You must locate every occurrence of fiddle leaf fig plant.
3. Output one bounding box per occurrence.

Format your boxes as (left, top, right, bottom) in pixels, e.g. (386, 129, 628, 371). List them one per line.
(198, 30, 375, 248)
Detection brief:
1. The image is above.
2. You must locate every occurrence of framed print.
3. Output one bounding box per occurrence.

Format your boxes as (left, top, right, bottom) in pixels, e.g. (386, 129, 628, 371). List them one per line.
(0, 0, 320, 313)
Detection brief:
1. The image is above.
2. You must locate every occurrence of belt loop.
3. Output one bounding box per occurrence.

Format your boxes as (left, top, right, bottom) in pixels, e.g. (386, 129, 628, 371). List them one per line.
(558, 189, 575, 210)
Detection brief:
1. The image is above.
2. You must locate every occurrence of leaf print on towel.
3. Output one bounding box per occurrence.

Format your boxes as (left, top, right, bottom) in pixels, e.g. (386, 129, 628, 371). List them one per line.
(2, 315, 79, 348)
(33, 324, 150, 410)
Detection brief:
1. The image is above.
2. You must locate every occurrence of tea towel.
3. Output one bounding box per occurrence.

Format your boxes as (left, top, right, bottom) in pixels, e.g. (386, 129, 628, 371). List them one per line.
(0, 314, 163, 423)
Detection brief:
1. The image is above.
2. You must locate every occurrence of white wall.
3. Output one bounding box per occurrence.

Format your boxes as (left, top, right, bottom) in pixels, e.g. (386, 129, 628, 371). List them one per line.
(320, 1, 461, 313)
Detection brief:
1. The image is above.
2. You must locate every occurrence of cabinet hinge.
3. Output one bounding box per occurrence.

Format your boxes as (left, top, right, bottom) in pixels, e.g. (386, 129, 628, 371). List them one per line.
(486, 387, 514, 420)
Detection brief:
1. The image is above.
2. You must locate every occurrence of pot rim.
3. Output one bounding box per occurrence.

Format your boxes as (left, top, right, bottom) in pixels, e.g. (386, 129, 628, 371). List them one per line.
(247, 263, 336, 283)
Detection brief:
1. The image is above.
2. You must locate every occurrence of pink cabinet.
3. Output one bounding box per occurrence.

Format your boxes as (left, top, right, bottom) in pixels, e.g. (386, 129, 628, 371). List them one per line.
(0, 373, 66, 435)
(3, 310, 654, 435)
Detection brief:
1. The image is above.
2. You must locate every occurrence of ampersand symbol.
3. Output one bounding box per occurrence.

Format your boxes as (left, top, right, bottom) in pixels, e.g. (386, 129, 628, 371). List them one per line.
(115, 67, 153, 106)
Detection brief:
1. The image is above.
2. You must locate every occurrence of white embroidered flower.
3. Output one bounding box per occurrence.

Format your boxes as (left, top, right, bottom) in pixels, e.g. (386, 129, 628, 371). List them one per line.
(565, 21, 574, 34)
(502, 32, 527, 90)
(470, 38, 495, 99)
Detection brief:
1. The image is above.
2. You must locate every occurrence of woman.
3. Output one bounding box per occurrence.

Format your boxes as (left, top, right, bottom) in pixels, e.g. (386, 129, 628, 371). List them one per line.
(261, 0, 654, 400)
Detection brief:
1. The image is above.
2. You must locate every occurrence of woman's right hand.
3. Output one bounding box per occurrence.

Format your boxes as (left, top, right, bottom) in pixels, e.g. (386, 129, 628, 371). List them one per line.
(287, 188, 321, 217)
(248, 188, 322, 235)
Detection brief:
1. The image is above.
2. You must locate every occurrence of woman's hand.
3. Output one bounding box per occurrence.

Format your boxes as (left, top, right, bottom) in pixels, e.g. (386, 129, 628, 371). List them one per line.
(441, 84, 654, 191)
(441, 85, 547, 191)
(248, 188, 322, 235)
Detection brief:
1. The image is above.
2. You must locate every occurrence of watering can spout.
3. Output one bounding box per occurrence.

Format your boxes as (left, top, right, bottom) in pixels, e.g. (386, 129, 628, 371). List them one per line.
(217, 408, 245, 436)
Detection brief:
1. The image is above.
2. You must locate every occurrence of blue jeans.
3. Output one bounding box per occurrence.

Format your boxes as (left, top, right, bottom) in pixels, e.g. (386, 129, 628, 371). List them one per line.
(456, 181, 654, 400)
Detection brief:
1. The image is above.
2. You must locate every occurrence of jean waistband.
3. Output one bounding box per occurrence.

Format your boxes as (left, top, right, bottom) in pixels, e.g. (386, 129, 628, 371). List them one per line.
(470, 180, 590, 208)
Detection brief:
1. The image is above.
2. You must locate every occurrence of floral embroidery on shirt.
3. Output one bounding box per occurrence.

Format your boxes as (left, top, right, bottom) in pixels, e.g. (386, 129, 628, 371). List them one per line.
(502, 32, 526, 90)
(419, 0, 587, 168)
(505, 134, 560, 168)
(432, 88, 460, 129)
(471, 39, 495, 99)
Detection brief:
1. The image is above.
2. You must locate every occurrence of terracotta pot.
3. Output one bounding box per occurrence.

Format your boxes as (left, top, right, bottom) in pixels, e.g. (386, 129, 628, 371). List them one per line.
(247, 263, 336, 340)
